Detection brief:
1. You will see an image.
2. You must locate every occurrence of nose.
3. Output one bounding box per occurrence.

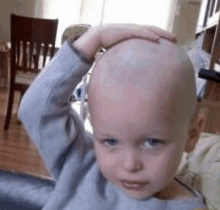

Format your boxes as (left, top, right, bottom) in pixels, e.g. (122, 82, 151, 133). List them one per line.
(122, 149, 143, 172)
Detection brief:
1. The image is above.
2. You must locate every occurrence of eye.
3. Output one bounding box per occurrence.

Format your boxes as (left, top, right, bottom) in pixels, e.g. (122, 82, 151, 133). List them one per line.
(100, 139, 118, 147)
(100, 138, 164, 149)
(143, 138, 164, 149)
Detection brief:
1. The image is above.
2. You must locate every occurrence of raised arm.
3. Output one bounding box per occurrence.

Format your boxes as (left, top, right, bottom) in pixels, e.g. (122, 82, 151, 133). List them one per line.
(18, 24, 177, 181)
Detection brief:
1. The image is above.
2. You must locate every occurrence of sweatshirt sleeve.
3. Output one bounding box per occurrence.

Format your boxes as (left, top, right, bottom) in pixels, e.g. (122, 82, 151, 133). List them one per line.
(17, 40, 93, 180)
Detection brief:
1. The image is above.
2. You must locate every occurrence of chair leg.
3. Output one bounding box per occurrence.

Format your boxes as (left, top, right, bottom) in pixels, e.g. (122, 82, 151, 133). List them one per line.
(16, 88, 26, 124)
(3, 87, 15, 131)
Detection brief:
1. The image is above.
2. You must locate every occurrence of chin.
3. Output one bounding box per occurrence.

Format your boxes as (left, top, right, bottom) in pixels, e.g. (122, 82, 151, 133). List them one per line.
(125, 192, 152, 201)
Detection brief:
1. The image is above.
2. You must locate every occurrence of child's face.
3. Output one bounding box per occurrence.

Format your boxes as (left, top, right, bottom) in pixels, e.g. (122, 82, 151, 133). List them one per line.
(88, 38, 197, 200)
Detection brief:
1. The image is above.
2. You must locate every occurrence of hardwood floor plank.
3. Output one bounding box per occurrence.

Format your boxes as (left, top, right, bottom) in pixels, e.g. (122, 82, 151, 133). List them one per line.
(0, 88, 51, 179)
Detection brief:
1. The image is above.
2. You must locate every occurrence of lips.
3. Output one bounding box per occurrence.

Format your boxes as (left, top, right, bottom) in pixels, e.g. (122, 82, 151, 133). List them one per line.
(120, 180, 148, 190)
(120, 180, 148, 185)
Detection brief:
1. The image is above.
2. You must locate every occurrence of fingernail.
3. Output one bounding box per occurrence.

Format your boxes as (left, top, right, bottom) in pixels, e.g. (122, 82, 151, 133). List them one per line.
(173, 37, 178, 42)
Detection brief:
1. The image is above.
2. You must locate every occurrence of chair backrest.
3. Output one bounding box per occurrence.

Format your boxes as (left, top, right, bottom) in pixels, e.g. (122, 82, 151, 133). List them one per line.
(10, 14, 58, 73)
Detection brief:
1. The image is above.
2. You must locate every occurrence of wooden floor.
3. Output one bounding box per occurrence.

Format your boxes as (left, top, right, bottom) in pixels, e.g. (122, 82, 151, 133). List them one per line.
(0, 87, 51, 179)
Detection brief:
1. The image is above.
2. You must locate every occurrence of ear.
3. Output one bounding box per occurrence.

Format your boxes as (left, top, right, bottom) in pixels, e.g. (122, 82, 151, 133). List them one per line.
(185, 115, 204, 153)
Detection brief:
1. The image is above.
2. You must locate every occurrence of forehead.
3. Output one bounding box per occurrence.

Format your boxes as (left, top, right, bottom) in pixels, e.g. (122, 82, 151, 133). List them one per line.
(89, 85, 184, 141)
(95, 41, 184, 89)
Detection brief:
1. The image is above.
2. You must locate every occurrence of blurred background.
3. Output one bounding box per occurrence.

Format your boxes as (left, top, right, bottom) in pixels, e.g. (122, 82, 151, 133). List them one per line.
(0, 0, 201, 47)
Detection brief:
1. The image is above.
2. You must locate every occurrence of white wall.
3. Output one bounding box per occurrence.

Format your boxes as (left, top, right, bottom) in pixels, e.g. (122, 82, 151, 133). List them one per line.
(0, 0, 37, 41)
(80, 0, 173, 30)
(35, 0, 45, 18)
(38, 0, 82, 47)
(41, 0, 177, 47)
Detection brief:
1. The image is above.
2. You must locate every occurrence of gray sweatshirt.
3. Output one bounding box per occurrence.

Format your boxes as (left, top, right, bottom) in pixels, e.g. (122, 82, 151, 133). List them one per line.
(18, 40, 208, 210)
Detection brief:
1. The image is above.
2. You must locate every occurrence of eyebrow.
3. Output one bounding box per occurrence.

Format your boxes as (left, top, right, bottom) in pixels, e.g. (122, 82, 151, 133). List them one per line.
(94, 131, 171, 142)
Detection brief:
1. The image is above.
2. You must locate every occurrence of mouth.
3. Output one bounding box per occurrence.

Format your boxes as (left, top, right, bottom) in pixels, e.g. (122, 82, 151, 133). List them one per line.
(120, 180, 148, 190)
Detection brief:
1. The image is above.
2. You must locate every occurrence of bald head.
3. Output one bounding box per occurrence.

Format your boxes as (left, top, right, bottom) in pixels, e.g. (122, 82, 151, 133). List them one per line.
(90, 38, 194, 88)
(88, 38, 197, 132)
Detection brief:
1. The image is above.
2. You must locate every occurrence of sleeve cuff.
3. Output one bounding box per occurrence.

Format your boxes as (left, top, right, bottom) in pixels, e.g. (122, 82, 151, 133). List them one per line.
(67, 39, 95, 65)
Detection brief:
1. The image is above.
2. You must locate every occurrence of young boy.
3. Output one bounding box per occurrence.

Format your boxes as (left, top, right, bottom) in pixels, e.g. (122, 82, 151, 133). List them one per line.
(18, 24, 208, 209)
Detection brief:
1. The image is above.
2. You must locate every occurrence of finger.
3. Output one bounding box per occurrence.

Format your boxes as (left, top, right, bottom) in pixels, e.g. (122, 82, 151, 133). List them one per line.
(142, 32, 160, 41)
(133, 29, 160, 41)
(147, 26, 177, 41)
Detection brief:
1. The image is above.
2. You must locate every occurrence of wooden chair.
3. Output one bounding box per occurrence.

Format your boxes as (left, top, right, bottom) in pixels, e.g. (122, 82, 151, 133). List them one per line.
(3, 14, 58, 130)
(0, 41, 9, 87)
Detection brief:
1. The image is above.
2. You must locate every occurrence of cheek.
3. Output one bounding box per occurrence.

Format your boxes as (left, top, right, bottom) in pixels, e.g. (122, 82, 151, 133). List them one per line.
(149, 146, 182, 178)
(162, 147, 184, 178)
(94, 144, 117, 179)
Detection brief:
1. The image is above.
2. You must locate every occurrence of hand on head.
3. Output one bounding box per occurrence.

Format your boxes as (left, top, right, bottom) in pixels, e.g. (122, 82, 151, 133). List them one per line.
(98, 24, 177, 49)
(73, 24, 177, 60)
